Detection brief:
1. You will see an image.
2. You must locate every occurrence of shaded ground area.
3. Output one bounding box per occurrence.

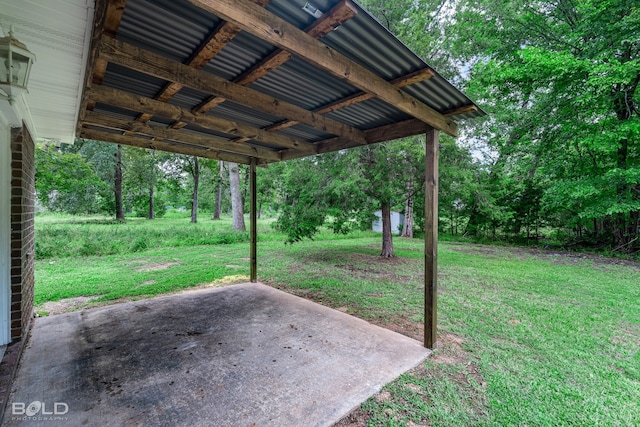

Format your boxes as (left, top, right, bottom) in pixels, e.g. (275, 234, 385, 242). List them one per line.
(3, 284, 429, 426)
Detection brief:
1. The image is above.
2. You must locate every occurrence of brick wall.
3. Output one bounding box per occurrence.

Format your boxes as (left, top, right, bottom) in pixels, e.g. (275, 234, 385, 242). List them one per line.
(9, 124, 34, 341)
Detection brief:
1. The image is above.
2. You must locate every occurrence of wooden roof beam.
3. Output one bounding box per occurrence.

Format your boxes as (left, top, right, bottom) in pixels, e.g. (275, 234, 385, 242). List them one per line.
(83, 111, 281, 162)
(444, 104, 478, 117)
(98, 38, 367, 145)
(80, 128, 263, 165)
(188, 0, 458, 136)
(266, 67, 435, 132)
(280, 118, 430, 161)
(193, 0, 358, 115)
(79, 0, 126, 126)
(87, 85, 315, 153)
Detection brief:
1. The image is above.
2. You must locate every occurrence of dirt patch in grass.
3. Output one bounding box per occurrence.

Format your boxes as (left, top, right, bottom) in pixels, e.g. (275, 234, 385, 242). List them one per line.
(371, 315, 423, 341)
(333, 409, 371, 427)
(135, 261, 179, 272)
(37, 296, 103, 315)
(39, 275, 251, 316)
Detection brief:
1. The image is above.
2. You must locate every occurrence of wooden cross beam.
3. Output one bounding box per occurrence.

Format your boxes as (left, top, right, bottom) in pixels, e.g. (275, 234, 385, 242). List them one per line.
(78, 0, 126, 130)
(444, 104, 478, 117)
(88, 86, 316, 154)
(98, 38, 367, 145)
(80, 128, 264, 165)
(83, 111, 282, 162)
(280, 118, 431, 161)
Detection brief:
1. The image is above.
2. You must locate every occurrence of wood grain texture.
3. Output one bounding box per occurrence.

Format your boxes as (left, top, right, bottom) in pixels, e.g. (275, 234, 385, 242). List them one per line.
(80, 128, 261, 165)
(424, 127, 439, 349)
(99, 38, 367, 145)
(88, 86, 315, 152)
(83, 111, 281, 161)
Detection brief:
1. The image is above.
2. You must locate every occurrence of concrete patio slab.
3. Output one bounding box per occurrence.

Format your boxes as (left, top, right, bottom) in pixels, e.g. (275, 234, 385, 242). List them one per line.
(2, 283, 430, 426)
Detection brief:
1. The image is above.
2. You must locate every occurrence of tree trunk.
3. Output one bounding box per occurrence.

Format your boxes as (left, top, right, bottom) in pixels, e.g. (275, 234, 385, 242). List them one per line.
(229, 161, 246, 231)
(114, 144, 124, 221)
(380, 201, 394, 257)
(401, 175, 414, 238)
(191, 156, 199, 224)
(213, 161, 223, 220)
(148, 150, 155, 220)
(148, 183, 154, 220)
(242, 167, 249, 204)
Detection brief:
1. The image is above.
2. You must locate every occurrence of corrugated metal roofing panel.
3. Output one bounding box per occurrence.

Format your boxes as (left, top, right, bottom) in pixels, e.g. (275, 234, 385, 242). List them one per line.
(118, 0, 220, 63)
(167, 87, 211, 111)
(94, 104, 138, 121)
(72, 0, 485, 164)
(206, 101, 285, 129)
(102, 64, 167, 100)
(248, 56, 358, 111)
(327, 98, 413, 129)
(279, 123, 334, 142)
(205, 32, 278, 81)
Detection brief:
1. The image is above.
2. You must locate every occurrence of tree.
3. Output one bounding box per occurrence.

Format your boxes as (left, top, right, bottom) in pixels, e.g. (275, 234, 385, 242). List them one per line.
(65, 139, 129, 220)
(275, 141, 424, 257)
(213, 161, 223, 220)
(228, 162, 246, 231)
(113, 145, 125, 221)
(454, 0, 640, 251)
(35, 145, 104, 214)
(121, 147, 166, 219)
(184, 156, 200, 223)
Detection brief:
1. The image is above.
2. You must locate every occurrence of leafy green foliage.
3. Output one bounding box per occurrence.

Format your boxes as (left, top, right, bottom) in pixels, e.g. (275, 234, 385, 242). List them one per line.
(273, 157, 330, 243)
(452, 0, 640, 250)
(35, 145, 106, 214)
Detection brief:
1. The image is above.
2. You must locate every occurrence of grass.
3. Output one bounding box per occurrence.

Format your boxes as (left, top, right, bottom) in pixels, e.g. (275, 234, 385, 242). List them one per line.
(34, 210, 377, 259)
(33, 214, 640, 426)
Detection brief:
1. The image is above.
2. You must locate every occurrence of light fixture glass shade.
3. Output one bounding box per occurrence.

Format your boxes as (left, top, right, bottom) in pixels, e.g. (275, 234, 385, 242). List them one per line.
(0, 29, 36, 100)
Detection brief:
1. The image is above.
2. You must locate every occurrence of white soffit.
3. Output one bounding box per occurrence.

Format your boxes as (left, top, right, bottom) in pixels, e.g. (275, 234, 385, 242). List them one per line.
(0, 0, 94, 143)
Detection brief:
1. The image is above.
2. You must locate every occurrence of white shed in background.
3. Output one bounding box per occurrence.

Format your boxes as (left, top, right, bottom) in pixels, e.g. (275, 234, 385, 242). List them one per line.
(372, 211, 404, 235)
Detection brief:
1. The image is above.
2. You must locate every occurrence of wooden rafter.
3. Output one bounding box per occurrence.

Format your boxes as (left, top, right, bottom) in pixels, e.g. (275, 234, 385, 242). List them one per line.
(80, 128, 262, 165)
(94, 0, 126, 86)
(193, 0, 358, 115)
(266, 67, 435, 133)
(187, 0, 458, 136)
(83, 111, 281, 162)
(88, 86, 316, 153)
(98, 38, 367, 145)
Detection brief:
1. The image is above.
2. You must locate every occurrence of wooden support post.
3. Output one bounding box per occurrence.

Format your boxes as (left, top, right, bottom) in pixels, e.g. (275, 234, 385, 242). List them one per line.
(424, 127, 439, 349)
(250, 158, 257, 283)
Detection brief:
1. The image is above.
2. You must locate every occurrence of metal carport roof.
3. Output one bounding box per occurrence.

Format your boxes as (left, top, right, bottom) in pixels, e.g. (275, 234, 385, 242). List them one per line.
(78, 0, 484, 165)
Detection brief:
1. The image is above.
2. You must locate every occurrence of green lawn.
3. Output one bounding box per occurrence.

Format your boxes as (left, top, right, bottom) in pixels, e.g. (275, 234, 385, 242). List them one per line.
(34, 214, 640, 426)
